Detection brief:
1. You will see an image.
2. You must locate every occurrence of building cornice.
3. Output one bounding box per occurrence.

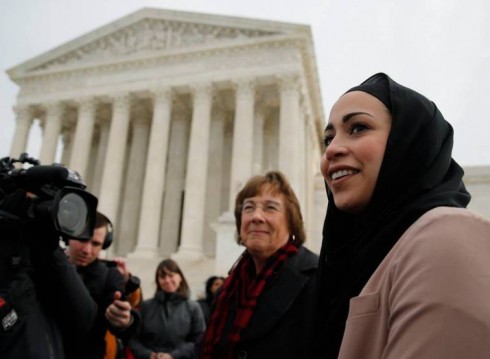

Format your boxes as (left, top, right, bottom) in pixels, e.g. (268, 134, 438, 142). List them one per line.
(11, 35, 306, 81)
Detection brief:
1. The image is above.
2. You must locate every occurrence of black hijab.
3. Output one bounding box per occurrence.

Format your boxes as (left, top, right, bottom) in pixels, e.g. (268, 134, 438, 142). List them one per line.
(314, 73, 471, 358)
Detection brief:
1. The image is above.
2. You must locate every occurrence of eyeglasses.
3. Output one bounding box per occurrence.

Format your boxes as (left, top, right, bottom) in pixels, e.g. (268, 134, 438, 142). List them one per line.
(241, 200, 282, 214)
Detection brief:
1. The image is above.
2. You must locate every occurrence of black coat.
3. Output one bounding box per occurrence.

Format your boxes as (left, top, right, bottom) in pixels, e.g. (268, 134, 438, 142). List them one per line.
(232, 246, 318, 359)
(0, 247, 97, 359)
(64, 258, 137, 359)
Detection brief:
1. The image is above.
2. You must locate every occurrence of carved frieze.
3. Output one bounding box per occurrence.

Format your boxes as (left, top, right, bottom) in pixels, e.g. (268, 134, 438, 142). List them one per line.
(19, 42, 298, 99)
(33, 19, 279, 71)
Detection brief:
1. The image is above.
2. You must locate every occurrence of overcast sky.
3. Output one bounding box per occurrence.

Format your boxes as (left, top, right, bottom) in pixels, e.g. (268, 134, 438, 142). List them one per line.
(1, 0, 489, 167)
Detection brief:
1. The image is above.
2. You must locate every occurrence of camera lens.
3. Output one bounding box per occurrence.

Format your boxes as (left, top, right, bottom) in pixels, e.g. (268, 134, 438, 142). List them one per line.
(57, 193, 88, 237)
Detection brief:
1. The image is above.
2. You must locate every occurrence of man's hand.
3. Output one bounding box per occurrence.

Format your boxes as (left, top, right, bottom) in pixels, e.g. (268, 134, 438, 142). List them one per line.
(150, 352, 172, 359)
(113, 257, 130, 282)
(105, 291, 132, 328)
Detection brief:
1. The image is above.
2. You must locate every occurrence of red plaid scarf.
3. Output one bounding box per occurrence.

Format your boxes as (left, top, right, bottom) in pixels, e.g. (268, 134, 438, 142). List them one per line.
(200, 241, 299, 359)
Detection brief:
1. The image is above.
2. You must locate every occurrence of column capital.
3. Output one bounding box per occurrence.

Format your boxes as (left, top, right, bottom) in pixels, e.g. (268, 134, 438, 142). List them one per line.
(232, 78, 256, 101)
(190, 82, 214, 101)
(13, 104, 32, 118)
(151, 87, 173, 103)
(13, 105, 33, 127)
(110, 93, 132, 110)
(232, 77, 256, 91)
(278, 73, 301, 92)
(76, 96, 98, 110)
(44, 101, 64, 117)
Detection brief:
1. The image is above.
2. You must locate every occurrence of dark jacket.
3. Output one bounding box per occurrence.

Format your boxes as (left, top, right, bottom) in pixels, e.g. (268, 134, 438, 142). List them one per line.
(229, 245, 318, 359)
(197, 298, 212, 324)
(0, 247, 97, 359)
(130, 291, 206, 359)
(64, 258, 138, 359)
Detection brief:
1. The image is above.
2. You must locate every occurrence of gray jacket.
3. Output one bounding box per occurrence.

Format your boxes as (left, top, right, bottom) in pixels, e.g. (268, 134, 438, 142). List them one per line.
(129, 291, 205, 359)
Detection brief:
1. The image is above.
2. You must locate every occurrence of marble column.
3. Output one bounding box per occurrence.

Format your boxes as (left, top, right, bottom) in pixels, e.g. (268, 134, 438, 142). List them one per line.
(9, 105, 32, 158)
(228, 79, 255, 210)
(203, 108, 226, 257)
(84, 139, 99, 190)
(297, 105, 307, 212)
(70, 97, 97, 177)
(134, 89, 173, 257)
(60, 124, 74, 167)
(118, 109, 150, 255)
(220, 120, 233, 215)
(98, 94, 131, 224)
(278, 75, 301, 194)
(160, 104, 190, 256)
(263, 111, 279, 171)
(91, 120, 110, 197)
(39, 101, 63, 164)
(213, 211, 243, 275)
(174, 83, 213, 260)
(253, 108, 265, 175)
(305, 123, 315, 243)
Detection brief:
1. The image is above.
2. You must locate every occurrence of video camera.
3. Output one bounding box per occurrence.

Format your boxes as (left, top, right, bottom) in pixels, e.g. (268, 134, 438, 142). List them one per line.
(0, 153, 98, 241)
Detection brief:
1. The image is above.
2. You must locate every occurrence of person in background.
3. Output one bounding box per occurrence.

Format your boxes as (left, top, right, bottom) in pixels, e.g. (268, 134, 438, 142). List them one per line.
(129, 258, 205, 359)
(310, 73, 490, 358)
(197, 276, 224, 323)
(200, 171, 318, 359)
(66, 212, 139, 359)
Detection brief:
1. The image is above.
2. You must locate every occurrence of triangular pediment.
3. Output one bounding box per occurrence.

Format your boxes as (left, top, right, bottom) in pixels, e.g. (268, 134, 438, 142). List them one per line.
(9, 8, 309, 76)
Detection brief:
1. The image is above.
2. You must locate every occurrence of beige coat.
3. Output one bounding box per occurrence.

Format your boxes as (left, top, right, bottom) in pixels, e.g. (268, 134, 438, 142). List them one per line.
(339, 207, 490, 359)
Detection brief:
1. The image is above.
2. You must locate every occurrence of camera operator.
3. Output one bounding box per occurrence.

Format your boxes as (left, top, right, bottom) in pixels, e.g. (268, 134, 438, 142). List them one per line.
(65, 211, 139, 359)
(0, 189, 97, 358)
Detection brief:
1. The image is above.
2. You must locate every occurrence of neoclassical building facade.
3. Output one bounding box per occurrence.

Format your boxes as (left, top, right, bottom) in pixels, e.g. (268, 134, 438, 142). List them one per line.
(7, 8, 327, 294)
(7, 8, 490, 296)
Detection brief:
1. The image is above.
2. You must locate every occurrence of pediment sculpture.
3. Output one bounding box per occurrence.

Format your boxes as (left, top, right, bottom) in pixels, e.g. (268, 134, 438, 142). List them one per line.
(33, 18, 279, 71)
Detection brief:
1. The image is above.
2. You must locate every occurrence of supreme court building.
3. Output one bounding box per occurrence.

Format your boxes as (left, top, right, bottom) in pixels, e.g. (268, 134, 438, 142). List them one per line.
(7, 8, 327, 294)
(7, 8, 490, 295)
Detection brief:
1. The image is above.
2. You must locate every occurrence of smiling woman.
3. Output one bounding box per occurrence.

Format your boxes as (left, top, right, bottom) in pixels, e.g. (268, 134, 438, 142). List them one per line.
(129, 259, 206, 359)
(321, 90, 392, 213)
(200, 171, 318, 359)
(310, 73, 490, 359)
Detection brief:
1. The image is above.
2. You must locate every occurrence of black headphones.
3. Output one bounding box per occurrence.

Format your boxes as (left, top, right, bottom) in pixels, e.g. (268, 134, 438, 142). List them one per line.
(62, 212, 114, 249)
(100, 213, 113, 250)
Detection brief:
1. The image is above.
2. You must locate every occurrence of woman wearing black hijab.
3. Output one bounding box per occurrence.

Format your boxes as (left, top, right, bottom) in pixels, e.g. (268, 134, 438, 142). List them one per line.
(311, 73, 490, 358)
